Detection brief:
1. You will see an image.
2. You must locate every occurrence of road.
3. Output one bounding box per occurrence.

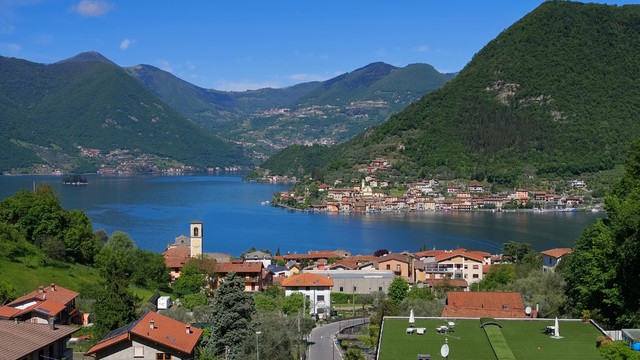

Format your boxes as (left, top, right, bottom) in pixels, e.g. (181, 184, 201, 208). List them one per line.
(308, 318, 369, 360)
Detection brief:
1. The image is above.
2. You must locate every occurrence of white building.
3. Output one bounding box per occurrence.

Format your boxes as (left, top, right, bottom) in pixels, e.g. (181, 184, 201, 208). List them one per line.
(282, 273, 333, 318)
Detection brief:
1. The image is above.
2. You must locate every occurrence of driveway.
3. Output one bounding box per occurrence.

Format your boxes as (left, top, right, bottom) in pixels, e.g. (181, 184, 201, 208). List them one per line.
(308, 318, 369, 360)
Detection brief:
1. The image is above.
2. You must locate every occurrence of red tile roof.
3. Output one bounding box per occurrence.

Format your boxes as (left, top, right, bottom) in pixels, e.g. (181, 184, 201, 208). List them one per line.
(9, 284, 79, 308)
(541, 248, 573, 259)
(86, 311, 202, 355)
(435, 249, 484, 263)
(164, 246, 191, 269)
(377, 253, 410, 264)
(1, 284, 79, 319)
(414, 250, 445, 258)
(282, 273, 333, 287)
(282, 251, 342, 260)
(441, 292, 528, 318)
(216, 261, 263, 274)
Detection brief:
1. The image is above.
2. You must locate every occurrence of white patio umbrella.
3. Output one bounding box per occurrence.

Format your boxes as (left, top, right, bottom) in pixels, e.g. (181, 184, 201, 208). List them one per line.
(554, 317, 560, 337)
(409, 309, 415, 326)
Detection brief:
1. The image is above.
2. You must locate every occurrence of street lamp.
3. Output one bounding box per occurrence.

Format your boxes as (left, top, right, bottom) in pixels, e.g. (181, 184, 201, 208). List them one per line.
(256, 331, 262, 360)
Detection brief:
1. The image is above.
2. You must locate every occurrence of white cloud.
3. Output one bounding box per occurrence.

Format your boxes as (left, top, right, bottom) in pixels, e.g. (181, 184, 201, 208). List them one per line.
(214, 80, 282, 92)
(0, 42, 21, 53)
(72, 0, 111, 17)
(119, 38, 134, 50)
(415, 45, 429, 53)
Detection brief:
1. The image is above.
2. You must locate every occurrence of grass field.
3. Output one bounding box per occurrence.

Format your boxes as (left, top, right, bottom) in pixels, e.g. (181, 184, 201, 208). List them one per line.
(0, 257, 156, 303)
(379, 318, 604, 360)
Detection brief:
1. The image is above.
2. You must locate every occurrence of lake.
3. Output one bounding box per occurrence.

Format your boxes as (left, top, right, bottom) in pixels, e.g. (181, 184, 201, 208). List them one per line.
(0, 174, 602, 256)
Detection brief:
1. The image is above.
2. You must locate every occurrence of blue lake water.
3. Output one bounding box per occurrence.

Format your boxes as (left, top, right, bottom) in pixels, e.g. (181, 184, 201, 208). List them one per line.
(0, 174, 602, 256)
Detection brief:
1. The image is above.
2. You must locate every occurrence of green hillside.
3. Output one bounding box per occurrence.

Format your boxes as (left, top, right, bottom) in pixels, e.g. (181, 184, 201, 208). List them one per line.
(127, 62, 454, 161)
(280, 2, 640, 185)
(0, 53, 248, 173)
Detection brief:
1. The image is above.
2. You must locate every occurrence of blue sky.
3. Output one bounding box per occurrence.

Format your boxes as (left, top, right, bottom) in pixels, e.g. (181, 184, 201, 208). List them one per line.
(0, 1, 637, 91)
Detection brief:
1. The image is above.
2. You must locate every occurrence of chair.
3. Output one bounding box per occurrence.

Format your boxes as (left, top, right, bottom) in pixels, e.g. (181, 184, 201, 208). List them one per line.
(417, 327, 426, 335)
(407, 327, 416, 334)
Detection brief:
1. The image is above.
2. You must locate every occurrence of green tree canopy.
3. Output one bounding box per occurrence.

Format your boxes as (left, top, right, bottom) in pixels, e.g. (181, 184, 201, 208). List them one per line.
(387, 276, 409, 306)
(563, 140, 640, 328)
(203, 272, 256, 359)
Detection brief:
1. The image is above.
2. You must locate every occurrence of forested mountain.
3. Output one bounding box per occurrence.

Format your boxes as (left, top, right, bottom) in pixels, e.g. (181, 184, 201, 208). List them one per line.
(0, 53, 248, 173)
(264, 2, 640, 184)
(126, 62, 454, 161)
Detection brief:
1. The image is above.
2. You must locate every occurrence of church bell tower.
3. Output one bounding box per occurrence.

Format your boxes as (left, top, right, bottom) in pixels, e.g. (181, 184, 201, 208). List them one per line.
(190, 221, 203, 258)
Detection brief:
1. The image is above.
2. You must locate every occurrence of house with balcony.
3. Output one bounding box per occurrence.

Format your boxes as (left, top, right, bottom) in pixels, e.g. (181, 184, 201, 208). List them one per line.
(0, 284, 80, 325)
(244, 250, 272, 267)
(215, 261, 271, 292)
(376, 253, 414, 283)
(414, 249, 488, 289)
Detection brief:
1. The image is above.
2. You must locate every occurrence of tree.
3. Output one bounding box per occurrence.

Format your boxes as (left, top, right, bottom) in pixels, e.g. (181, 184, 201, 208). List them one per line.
(91, 280, 140, 340)
(131, 250, 169, 289)
(94, 231, 137, 280)
(563, 140, 640, 328)
(63, 210, 100, 264)
(172, 260, 206, 298)
(373, 249, 390, 257)
(599, 341, 640, 360)
(282, 292, 305, 316)
(182, 292, 208, 311)
(203, 272, 255, 359)
(344, 348, 365, 360)
(0, 279, 16, 305)
(502, 241, 535, 263)
(388, 276, 409, 306)
(472, 264, 515, 291)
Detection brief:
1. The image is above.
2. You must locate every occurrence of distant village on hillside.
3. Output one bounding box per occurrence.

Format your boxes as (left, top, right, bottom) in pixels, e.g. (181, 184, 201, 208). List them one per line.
(269, 158, 597, 213)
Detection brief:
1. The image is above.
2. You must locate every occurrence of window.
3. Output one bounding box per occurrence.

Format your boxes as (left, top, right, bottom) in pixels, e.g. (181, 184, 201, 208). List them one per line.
(156, 353, 172, 360)
(134, 346, 144, 358)
(473, 265, 479, 269)
(386, 264, 391, 270)
(193, 227, 199, 237)
(464, 265, 468, 269)
(396, 264, 401, 271)
(378, 286, 383, 291)
(317, 295, 325, 302)
(339, 286, 344, 292)
(473, 274, 479, 279)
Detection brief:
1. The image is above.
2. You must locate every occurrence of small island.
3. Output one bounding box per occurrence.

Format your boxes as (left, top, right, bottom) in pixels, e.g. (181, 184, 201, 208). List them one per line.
(63, 175, 88, 185)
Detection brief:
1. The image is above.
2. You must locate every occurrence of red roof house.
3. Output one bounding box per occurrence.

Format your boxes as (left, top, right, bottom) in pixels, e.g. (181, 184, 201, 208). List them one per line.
(85, 311, 202, 359)
(0, 284, 80, 325)
(541, 248, 573, 271)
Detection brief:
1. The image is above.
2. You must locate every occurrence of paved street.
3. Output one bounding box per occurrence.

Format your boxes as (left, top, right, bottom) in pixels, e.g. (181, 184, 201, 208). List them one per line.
(308, 318, 368, 360)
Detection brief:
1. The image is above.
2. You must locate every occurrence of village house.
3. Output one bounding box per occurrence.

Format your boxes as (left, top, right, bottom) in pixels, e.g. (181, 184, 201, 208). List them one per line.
(282, 273, 333, 319)
(215, 261, 271, 292)
(414, 249, 490, 289)
(244, 250, 272, 267)
(0, 284, 80, 325)
(377, 253, 415, 283)
(85, 311, 202, 360)
(541, 248, 573, 271)
(0, 319, 78, 360)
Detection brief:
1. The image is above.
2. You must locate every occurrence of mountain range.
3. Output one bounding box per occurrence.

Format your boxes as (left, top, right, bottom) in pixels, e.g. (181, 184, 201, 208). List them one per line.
(125, 61, 454, 161)
(0, 52, 453, 173)
(262, 1, 640, 186)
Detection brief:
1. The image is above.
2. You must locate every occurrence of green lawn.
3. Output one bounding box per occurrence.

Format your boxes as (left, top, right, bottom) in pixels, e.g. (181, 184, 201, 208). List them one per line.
(0, 257, 100, 297)
(379, 318, 604, 360)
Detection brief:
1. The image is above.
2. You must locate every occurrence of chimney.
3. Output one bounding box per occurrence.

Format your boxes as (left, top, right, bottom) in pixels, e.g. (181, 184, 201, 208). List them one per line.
(50, 283, 56, 291)
(186, 324, 191, 334)
(38, 286, 44, 294)
(150, 320, 155, 329)
(14, 318, 18, 324)
(49, 318, 55, 330)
